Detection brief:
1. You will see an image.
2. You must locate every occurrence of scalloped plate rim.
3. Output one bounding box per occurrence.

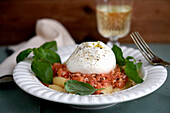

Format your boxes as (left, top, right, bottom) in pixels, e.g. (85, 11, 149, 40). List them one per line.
(13, 45, 167, 106)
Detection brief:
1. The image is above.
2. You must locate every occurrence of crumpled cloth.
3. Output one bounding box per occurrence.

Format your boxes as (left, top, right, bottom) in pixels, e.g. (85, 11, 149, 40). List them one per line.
(0, 18, 75, 79)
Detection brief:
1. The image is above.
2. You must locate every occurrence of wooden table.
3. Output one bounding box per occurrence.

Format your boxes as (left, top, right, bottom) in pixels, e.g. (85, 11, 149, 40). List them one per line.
(0, 0, 170, 45)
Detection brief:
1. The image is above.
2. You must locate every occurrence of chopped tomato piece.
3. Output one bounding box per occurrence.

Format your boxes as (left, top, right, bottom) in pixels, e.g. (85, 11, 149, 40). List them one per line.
(52, 63, 128, 94)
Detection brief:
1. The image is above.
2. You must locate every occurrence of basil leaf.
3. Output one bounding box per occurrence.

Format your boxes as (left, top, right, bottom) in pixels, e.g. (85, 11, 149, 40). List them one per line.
(125, 60, 143, 83)
(136, 62, 142, 71)
(44, 49, 61, 64)
(126, 56, 136, 63)
(31, 60, 53, 84)
(33, 48, 46, 60)
(33, 48, 61, 64)
(16, 48, 33, 63)
(64, 80, 104, 96)
(112, 45, 125, 66)
(40, 41, 57, 51)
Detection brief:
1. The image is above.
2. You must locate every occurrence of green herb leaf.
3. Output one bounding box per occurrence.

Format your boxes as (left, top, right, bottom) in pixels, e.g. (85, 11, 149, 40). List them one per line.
(126, 56, 136, 63)
(40, 41, 57, 51)
(126, 56, 142, 71)
(112, 45, 125, 66)
(31, 60, 53, 84)
(16, 48, 33, 63)
(44, 49, 61, 64)
(33, 48, 46, 60)
(136, 62, 142, 71)
(125, 60, 143, 83)
(64, 80, 104, 96)
(33, 48, 61, 64)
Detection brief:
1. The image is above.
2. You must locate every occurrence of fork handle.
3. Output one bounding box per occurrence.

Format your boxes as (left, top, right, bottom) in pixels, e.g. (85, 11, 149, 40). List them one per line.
(162, 61, 170, 67)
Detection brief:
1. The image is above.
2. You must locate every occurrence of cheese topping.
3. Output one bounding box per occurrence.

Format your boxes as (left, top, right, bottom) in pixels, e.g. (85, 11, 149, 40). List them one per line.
(66, 41, 116, 74)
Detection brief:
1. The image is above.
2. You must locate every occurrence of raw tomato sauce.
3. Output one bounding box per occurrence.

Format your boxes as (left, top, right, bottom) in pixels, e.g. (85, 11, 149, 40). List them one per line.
(52, 63, 128, 94)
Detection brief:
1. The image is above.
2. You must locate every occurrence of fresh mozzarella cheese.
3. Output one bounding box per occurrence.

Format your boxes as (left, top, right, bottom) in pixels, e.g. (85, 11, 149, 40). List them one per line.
(66, 41, 116, 74)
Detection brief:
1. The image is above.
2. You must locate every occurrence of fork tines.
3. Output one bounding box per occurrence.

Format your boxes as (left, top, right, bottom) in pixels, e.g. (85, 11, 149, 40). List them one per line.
(130, 32, 156, 62)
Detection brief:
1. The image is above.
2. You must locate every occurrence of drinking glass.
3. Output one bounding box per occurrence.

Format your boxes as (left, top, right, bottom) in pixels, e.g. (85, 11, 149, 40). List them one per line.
(96, 0, 133, 46)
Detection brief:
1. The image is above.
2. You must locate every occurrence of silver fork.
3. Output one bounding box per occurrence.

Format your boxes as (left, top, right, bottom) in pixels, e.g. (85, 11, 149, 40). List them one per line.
(130, 32, 170, 67)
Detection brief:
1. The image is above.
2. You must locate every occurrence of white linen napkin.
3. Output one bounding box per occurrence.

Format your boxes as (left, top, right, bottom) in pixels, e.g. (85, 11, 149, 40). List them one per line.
(0, 18, 75, 80)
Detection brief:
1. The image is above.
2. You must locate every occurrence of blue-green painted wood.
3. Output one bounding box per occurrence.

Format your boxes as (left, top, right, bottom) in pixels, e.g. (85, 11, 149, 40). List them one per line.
(0, 44, 169, 113)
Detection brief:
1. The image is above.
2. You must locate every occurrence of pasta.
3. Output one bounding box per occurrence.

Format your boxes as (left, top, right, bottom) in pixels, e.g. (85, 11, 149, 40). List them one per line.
(112, 87, 122, 93)
(102, 79, 136, 94)
(49, 84, 65, 92)
(101, 86, 113, 94)
(53, 77, 66, 87)
(52, 63, 131, 94)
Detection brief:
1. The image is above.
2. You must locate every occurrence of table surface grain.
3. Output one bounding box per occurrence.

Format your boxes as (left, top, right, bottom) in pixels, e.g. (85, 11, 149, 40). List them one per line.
(0, 44, 170, 113)
(0, 0, 170, 45)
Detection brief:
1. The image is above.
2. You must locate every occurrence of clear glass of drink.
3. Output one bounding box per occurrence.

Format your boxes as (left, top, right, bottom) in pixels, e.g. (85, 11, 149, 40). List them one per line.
(96, 0, 133, 46)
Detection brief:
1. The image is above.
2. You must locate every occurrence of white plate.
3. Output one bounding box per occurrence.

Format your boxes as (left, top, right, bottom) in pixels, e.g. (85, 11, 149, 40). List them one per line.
(13, 45, 167, 110)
